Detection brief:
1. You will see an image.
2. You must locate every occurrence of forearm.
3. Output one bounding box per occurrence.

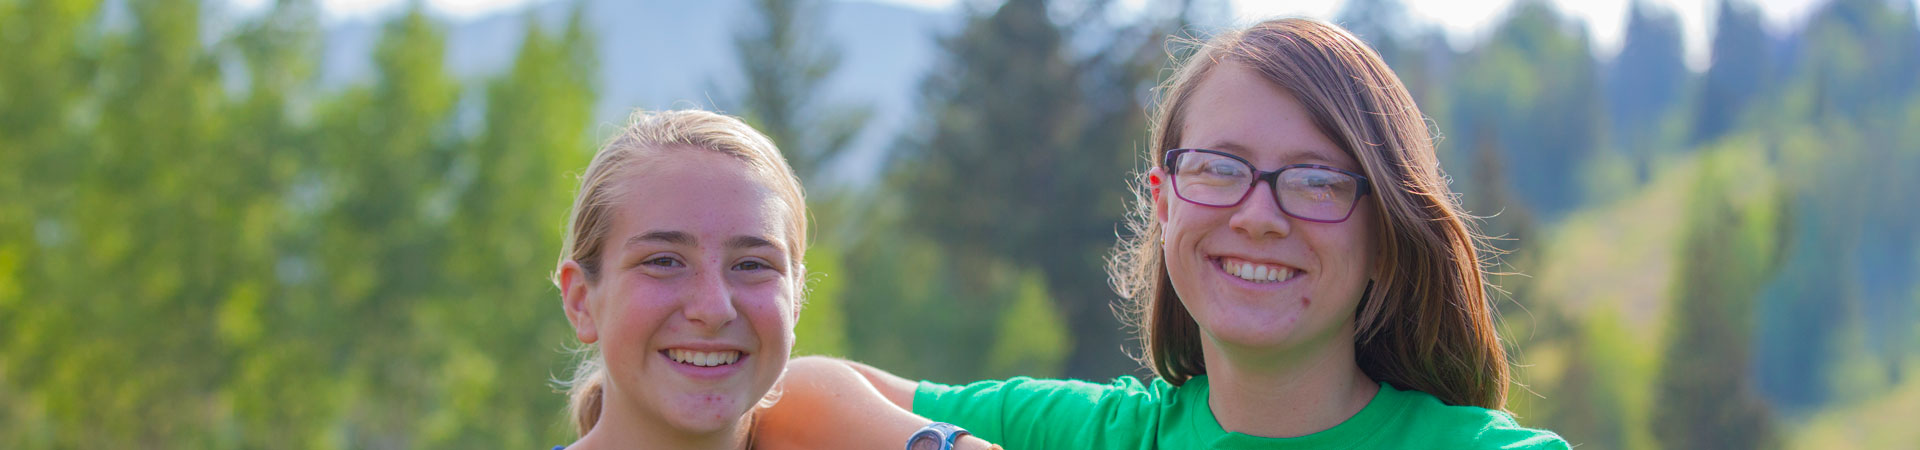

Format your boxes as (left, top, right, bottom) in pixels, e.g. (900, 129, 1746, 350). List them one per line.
(755, 356, 999, 450)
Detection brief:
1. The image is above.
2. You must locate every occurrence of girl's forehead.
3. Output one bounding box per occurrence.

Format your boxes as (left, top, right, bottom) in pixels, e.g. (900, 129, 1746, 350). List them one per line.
(608, 154, 796, 250)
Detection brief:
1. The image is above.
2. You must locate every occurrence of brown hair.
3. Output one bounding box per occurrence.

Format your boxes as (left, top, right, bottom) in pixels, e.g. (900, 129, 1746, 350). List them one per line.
(1110, 18, 1509, 409)
(554, 109, 809, 436)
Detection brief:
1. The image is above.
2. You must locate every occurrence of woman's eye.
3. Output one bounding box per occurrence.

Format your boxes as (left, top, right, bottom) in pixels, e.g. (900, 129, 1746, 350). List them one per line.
(1205, 161, 1244, 177)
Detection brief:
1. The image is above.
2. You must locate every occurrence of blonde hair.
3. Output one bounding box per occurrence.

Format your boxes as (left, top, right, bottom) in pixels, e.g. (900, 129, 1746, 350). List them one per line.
(1110, 18, 1510, 409)
(554, 109, 809, 436)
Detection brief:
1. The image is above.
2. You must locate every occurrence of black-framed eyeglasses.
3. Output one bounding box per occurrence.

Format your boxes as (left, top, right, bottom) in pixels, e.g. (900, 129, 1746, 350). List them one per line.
(1163, 148, 1372, 223)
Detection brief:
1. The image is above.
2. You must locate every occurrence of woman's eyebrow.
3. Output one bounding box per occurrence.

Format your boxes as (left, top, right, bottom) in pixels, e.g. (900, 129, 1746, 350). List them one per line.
(627, 230, 694, 248)
(1195, 139, 1253, 156)
(1196, 139, 1348, 167)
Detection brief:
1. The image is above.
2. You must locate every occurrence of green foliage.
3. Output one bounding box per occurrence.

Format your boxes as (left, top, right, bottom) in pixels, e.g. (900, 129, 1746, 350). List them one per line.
(889, 0, 1172, 379)
(1651, 146, 1786, 450)
(1542, 309, 1658, 449)
(984, 271, 1070, 380)
(1691, 0, 1772, 145)
(832, 211, 1010, 382)
(0, 0, 594, 446)
(794, 241, 851, 357)
(1604, 1, 1690, 182)
(1446, 0, 1603, 217)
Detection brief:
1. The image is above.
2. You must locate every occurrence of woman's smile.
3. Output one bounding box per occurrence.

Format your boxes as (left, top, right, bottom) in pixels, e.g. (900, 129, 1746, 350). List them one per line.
(1211, 254, 1304, 286)
(1155, 60, 1377, 353)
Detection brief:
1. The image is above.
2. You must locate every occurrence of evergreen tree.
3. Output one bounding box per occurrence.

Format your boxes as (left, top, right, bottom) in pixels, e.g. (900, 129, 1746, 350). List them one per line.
(726, 0, 870, 185)
(1751, 0, 1920, 412)
(216, 0, 332, 445)
(0, 0, 105, 445)
(421, 4, 598, 446)
(890, 0, 1168, 378)
(1651, 149, 1785, 450)
(1604, 1, 1688, 180)
(294, 5, 465, 445)
(1691, 0, 1771, 145)
(1447, 0, 1602, 217)
(63, 0, 244, 444)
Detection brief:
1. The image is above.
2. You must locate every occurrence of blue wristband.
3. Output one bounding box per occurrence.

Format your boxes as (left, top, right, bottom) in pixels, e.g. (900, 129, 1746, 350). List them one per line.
(905, 421, 970, 450)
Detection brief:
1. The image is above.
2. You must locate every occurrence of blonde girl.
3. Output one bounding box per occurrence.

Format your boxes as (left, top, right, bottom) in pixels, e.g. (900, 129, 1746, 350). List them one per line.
(554, 109, 809, 449)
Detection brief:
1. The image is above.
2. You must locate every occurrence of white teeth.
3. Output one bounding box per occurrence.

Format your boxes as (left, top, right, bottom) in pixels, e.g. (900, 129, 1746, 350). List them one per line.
(667, 349, 742, 367)
(1223, 258, 1292, 283)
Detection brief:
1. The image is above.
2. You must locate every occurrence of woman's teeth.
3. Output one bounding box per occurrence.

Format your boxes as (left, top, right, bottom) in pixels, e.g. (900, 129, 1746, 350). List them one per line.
(1222, 258, 1294, 283)
(667, 349, 741, 367)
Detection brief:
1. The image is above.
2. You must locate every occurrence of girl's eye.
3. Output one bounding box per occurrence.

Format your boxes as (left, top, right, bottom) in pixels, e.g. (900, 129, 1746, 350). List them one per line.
(733, 260, 768, 271)
(643, 257, 682, 268)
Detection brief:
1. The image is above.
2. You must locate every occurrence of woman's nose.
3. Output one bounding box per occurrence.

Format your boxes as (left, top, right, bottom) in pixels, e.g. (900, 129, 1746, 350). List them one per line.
(1228, 179, 1294, 239)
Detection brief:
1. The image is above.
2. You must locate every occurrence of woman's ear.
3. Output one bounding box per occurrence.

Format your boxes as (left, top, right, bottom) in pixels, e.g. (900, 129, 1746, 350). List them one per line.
(559, 260, 599, 344)
(1148, 167, 1170, 224)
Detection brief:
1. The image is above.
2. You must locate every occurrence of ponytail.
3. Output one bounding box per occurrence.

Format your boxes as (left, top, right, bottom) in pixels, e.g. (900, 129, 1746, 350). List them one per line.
(566, 353, 606, 436)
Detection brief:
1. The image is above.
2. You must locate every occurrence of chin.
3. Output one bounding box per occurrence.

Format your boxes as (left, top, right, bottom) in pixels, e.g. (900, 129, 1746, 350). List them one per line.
(1210, 322, 1306, 350)
(659, 393, 754, 434)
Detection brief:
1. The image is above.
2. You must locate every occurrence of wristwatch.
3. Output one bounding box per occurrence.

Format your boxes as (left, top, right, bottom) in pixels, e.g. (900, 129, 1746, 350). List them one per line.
(905, 421, 971, 450)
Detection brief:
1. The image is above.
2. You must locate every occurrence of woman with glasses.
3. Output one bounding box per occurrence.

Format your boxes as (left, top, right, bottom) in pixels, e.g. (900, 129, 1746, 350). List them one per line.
(756, 18, 1565, 450)
(550, 110, 814, 450)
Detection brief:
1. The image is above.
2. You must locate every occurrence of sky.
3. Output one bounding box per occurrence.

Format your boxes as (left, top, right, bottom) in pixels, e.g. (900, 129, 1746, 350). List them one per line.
(226, 0, 1860, 70)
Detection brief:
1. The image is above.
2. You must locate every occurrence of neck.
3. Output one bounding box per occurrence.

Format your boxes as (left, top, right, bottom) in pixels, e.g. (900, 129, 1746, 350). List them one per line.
(568, 384, 753, 450)
(1199, 324, 1379, 439)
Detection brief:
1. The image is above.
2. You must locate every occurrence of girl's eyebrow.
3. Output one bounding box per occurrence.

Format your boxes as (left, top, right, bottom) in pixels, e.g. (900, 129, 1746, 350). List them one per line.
(627, 230, 782, 253)
(627, 230, 693, 248)
(727, 235, 780, 251)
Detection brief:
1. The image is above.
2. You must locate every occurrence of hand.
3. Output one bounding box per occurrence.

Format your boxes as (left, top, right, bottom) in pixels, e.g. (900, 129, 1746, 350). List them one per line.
(955, 435, 1003, 450)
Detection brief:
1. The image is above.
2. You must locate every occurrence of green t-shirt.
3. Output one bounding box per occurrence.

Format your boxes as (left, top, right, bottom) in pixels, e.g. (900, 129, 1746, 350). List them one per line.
(914, 375, 1568, 449)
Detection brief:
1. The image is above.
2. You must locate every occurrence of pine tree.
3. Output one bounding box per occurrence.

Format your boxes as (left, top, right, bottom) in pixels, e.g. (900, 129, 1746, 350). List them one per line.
(1605, 1, 1688, 181)
(1691, 0, 1770, 145)
(295, 5, 465, 445)
(726, 0, 870, 185)
(1651, 150, 1785, 450)
(1446, 0, 1602, 217)
(890, 0, 1171, 378)
(419, 4, 598, 446)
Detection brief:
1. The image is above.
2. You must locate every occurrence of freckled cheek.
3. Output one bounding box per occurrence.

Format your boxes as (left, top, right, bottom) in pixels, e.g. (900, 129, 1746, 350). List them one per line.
(735, 286, 799, 337)
(604, 284, 680, 340)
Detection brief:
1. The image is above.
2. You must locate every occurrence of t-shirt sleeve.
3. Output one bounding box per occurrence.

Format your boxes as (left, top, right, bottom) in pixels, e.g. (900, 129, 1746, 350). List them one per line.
(913, 376, 1154, 450)
(1474, 412, 1571, 450)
